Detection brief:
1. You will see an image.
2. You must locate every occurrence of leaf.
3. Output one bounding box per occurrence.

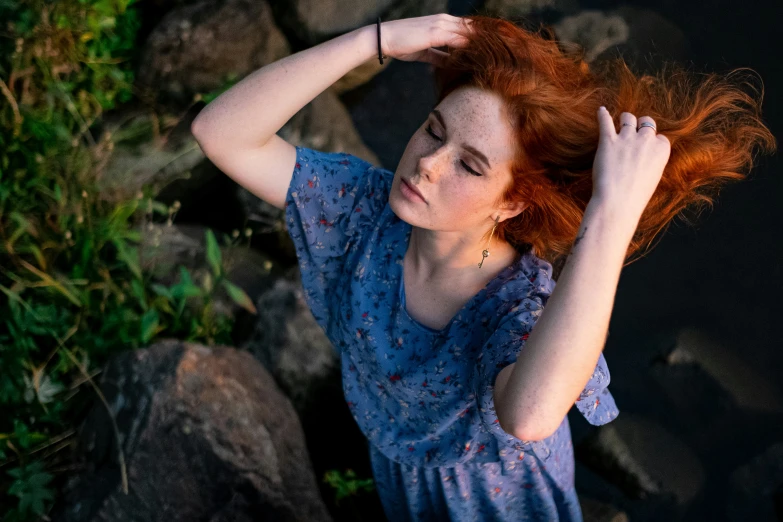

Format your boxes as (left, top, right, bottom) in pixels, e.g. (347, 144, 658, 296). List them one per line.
(7, 461, 54, 516)
(36, 374, 64, 405)
(205, 229, 221, 276)
(170, 267, 202, 300)
(113, 239, 141, 279)
(28, 244, 47, 270)
(109, 199, 138, 228)
(150, 284, 173, 300)
(150, 201, 169, 216)
(23, 370, 63, 405)
(153, 297, 174, 315)
(19, 259, 81, 306)
(140, 308, 160, 343)
(130, 278, 146, 308)
(13, 420, 32, 449)
(222, 280, 257, 314)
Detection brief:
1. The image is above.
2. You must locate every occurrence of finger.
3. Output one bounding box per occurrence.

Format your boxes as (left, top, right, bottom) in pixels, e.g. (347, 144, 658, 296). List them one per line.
(619, 112, 638, 136)
(596, 106, 616, 140)
(448, 33, 471, 47)
(432, 29, 470, 50)
(657, 132, 671, 151)
(637, 115, 657, 135)
(452, 18, 475, 34)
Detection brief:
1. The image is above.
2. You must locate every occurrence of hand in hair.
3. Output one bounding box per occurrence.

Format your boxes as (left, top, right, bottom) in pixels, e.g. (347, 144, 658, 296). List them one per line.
(591, 108, 672, 222)
(378, 14, 474, 68)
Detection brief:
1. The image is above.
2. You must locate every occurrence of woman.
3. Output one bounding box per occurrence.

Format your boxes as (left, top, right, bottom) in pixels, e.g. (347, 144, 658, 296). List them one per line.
(190, 14, 775, 521)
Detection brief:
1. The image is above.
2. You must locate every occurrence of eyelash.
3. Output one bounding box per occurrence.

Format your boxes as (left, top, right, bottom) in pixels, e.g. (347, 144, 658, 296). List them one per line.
(424, 125, 482, 176)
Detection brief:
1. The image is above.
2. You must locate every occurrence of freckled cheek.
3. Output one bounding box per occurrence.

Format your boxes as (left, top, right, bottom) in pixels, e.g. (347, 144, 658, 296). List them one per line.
(437, 184, 483, 217)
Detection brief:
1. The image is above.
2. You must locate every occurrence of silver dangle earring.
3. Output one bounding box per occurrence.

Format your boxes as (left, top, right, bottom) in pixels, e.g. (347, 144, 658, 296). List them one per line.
(478, 215, 500, 268)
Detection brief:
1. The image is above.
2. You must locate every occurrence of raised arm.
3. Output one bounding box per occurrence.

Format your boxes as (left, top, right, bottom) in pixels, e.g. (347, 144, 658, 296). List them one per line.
(190, 15, 473, 210)
(494, 107, 672, 441)
(190, 25, 378, 210)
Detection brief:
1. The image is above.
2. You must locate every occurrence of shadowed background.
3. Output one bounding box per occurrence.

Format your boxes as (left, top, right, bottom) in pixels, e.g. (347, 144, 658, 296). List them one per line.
(1, 0, 778, 520)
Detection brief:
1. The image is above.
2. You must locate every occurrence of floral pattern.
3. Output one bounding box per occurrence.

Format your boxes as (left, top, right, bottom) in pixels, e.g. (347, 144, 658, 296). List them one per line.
(284, 146, 620, 521)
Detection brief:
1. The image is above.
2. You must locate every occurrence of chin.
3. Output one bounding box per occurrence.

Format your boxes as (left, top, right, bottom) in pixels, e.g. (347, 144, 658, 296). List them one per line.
(388, 191, 416, 225)
(390, 172, 434, 228)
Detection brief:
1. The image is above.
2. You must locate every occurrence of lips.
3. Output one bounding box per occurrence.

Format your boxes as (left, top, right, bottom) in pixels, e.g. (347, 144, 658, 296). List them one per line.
(402, 178, 427, 202)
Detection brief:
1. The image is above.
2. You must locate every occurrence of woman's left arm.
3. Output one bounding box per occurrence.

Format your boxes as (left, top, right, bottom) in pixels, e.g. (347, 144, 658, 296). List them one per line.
(494, 107, 672, 441)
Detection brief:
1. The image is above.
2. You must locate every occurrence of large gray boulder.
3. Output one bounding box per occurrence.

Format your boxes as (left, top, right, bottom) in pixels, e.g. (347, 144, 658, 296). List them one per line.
(54, 340, 331, 522)
(243, 275, 339, 416)
(137, 0, 290, 104)
(728, 442, 783, 521)
(270, 0, 447, 47)
(576, 413, 703, 519)
(97, 108, 206, 202)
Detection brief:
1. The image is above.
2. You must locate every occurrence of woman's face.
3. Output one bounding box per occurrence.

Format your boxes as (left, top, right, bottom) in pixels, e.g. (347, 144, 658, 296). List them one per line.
(389, 86, 524, 233)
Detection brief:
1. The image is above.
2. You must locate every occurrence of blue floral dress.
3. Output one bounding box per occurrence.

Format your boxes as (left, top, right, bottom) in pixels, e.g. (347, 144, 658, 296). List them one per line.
(284, 146, 620, 521)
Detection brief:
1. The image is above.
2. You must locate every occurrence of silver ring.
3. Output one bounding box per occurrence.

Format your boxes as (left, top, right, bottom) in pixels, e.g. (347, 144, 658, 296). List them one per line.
(638, 122, 657, 131)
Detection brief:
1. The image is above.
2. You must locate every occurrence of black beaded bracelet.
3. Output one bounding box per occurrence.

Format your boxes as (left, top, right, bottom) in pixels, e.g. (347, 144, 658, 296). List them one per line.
(376, 17, 384, 65)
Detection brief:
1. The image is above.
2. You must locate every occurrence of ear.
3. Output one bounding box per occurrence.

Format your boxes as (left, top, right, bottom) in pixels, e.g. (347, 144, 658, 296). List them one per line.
(498, 200, 529, 222)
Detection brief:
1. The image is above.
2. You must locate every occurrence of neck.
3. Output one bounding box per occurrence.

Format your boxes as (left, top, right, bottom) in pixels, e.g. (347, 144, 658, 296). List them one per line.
(406, 225, 520, 283)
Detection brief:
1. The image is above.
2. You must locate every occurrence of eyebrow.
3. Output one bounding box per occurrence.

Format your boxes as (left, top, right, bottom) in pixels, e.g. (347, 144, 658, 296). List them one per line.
(431, 109, 493, 170)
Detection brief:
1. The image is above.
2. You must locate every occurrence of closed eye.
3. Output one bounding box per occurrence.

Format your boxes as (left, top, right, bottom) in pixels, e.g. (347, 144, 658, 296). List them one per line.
(424, 125, 482, 176)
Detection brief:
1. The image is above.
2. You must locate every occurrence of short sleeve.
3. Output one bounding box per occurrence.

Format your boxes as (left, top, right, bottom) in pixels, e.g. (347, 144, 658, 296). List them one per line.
(573, 351, 619, 425)
(475, 295, 546, 444)
(475, 297, 620, 444)
(284, 146, 391, 337)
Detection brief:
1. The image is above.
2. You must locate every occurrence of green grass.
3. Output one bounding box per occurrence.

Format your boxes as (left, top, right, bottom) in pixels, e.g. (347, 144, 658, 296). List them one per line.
(0, 1, 254, 518)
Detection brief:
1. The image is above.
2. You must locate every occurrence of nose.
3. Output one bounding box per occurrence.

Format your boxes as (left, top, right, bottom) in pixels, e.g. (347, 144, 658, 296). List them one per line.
(417, 147, 448, 182)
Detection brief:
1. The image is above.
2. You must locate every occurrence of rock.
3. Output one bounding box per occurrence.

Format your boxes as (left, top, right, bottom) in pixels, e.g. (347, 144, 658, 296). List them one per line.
(576, 413, 703, 509)
(600, 5, 689, 73)
(578, 495, 629, 522)
(270, 0, 447, 47)
(332, 56, 391, 95)
(727, 442, 783, 521)
(54, 341, 332, 522)
(280, 88, 380, 164)
(239, 272, 380, 520)
(550, 6, 688, 69)
(663, 327, 783, 413)
(136, 0, 290, 105)
(553, 10, 630, 63)
(382, 0, 449, 29)
(483, 0, 580, 20)
(97, 108, 205, 202)
(271, 0, 396, 45)
(242, 276, 339, 416)
(481, 4, 688, 74)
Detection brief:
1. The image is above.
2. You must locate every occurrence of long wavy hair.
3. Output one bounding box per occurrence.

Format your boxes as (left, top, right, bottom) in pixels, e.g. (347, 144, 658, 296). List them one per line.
(435, 15, 776, 279)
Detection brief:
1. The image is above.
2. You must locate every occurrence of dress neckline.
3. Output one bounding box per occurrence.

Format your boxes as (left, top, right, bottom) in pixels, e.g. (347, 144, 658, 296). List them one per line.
(398, 221, 525, 335)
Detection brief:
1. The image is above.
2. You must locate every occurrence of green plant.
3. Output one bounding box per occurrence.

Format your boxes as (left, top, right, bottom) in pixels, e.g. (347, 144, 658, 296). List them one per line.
(197, 72, 240, 104)
(4, 461, 53, 520)
(0, 0, 255, 518)
(323, 468, 375, 505)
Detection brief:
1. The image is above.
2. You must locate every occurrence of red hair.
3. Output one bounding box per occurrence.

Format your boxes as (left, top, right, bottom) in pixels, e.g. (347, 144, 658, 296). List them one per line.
(435, 15, 776, 278)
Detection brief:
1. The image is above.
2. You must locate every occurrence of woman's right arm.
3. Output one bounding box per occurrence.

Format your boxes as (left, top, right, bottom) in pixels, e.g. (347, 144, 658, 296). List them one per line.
(190, 25, 378, 210)
(190, 15, 473, 210)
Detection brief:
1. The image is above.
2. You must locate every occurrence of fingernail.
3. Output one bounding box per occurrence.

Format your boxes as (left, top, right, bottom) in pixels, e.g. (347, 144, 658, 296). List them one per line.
(599, 106, 606, 111)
